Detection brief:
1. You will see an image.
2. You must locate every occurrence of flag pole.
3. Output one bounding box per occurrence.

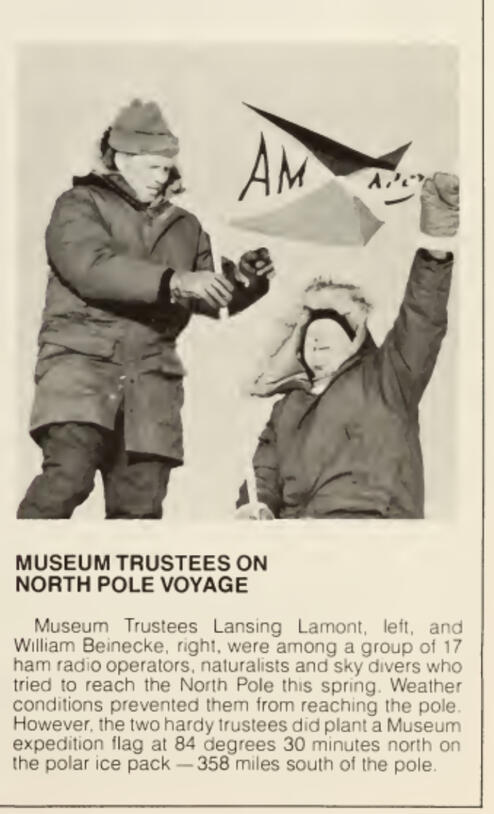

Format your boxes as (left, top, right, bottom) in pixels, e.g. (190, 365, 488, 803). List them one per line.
(208, 228, 260, 515)
(209, 233, 228, 323)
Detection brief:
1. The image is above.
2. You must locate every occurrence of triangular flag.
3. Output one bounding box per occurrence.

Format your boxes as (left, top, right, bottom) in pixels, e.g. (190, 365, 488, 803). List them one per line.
(230, 180, 383, 246)
(243, 103, 411, 176)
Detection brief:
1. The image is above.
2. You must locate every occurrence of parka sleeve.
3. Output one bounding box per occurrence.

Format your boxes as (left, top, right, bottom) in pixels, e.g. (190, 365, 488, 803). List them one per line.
(192, 228, 270, 317)
(378, 248, 454, 409)
(236, 401, 283, 517)
(46, 188, 166, 304)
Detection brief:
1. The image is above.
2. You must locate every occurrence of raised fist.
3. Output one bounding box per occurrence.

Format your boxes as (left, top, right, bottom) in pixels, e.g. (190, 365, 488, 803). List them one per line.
(420, 172, 459, 237)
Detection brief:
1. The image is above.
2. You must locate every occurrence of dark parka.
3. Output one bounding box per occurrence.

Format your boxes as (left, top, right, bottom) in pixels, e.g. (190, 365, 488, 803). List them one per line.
(238, 249, 453, 518)
(31, 173, 268, 463)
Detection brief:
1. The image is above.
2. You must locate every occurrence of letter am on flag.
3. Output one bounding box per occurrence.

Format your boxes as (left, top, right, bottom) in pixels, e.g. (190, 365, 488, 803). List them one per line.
(232, 102, 412, 247)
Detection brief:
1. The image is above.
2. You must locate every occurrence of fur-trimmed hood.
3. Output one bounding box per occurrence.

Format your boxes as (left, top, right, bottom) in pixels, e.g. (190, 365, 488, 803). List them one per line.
(251, 278, 373, 397)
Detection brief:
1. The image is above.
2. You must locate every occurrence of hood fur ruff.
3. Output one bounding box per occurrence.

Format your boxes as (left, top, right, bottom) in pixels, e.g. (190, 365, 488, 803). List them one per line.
(251, 278, 372, 397)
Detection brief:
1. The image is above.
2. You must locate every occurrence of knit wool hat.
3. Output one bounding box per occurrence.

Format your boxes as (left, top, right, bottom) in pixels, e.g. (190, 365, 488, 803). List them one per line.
(108, 99, 179, 156)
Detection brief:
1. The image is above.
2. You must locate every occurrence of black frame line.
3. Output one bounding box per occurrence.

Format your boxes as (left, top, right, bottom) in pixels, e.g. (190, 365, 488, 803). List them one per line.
(0, 806, 485, 810)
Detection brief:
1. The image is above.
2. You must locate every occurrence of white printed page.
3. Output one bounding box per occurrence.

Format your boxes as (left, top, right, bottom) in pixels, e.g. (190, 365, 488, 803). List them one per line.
(0, 1, 488, 812)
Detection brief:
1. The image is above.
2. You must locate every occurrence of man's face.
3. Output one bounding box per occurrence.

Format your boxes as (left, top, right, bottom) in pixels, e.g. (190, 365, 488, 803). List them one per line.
(115, 153, 175, 203)
(303, 318, 357, 381)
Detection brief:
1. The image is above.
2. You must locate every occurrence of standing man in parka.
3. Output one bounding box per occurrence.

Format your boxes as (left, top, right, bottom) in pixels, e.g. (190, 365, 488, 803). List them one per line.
(18, 99, 274, 519)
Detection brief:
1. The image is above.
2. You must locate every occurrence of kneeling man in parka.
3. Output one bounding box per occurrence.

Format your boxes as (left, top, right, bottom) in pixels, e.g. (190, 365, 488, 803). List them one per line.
(18, 99, 274, 519)
(236, 172, 459, 520)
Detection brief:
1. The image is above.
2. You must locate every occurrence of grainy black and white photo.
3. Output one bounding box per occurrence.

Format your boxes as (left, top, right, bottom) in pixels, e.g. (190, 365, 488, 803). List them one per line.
(16, 42, 459, 521)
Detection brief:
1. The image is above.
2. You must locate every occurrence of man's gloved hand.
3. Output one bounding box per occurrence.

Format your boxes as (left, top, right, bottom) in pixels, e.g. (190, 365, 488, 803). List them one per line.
(235, 502, 275, 520)
(420, 172, 459, 237)
(233, 247, 275, 286)
(170, 270, 234, 309)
